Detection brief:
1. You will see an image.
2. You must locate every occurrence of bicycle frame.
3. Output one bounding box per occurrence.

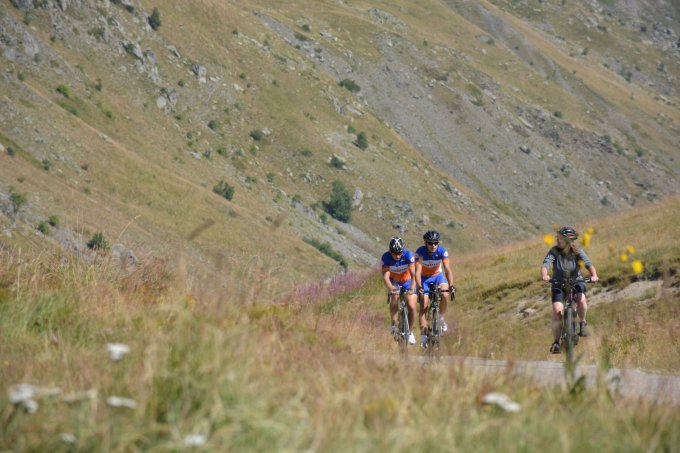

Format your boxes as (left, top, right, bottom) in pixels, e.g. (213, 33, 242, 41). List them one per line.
(551, 277, 590, 363)
(424, 282, 451, 357)
(390, 286, 411, 357)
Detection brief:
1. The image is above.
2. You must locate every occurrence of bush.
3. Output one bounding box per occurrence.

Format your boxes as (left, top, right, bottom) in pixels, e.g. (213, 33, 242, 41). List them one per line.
(56, 84, 72, 98)
(48, 215, 59, 227)
(355, 131, 368, 150)
(249, 129, 264, 141)
(213, 180, 235, 201)
(208, 120, 219, 131)
(339, 79, 361, 93)
(37, 221, 50, 235)
(148, 7, 161, 30)
(324, 180, 353, 223)
(10, 191, 27, 213)
(87, 232, 109, 251)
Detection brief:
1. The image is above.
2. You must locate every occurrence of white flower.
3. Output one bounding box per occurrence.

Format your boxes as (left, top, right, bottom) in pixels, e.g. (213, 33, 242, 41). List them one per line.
(184, 434, 207, 447)
(482, 392, 521, 413)
(106, 396, 137, 409)
(60, 433, 77, 444)
(106, 343, 130, 361)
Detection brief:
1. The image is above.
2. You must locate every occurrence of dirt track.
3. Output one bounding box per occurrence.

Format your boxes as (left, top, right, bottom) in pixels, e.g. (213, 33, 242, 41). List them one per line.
(411, 355, 680, 405)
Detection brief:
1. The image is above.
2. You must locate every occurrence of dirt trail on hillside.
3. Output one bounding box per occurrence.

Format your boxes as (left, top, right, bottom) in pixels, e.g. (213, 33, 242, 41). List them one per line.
(408, 355, 680, 405)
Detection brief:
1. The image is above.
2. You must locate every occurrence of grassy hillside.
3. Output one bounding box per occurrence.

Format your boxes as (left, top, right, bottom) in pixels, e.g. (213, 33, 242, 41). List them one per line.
(1, 195, 678, 450)
(1, 0, 679, 288)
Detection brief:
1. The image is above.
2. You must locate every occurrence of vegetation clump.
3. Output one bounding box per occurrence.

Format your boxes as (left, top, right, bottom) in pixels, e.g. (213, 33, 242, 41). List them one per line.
(148, 7, 161, 30)
(339, 78, 361, 93)
(213, 180, 235, 200)
(324, 180, 353, 223)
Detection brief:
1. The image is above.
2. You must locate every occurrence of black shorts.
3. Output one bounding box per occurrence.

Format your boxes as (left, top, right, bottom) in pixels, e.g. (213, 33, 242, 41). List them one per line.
(551, 282, 586, 303)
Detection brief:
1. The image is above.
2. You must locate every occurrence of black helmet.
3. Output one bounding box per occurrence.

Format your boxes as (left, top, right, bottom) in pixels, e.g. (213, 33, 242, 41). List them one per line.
(389, 237, 404, 253)
(557, 226, 578, 241)
(423, 230, 440, 243)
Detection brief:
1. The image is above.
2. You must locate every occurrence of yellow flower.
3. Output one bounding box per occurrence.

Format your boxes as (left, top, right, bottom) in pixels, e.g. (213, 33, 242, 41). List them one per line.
(581, 231, 591, 248)
(619, 253, 629, 262)
(577, 259, 585, 268)
(626, 245, 636, 254)
(632, 260, 644, 274)
(543, 234, 555, 246)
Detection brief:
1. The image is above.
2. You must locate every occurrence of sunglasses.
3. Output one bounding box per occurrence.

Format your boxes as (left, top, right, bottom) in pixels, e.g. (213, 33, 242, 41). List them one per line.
(426, 241, 439, 246)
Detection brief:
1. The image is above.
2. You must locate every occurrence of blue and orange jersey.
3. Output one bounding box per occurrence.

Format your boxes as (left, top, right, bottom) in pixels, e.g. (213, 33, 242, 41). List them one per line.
(381, 249, 415, 283)
(415, 245, 450, 278)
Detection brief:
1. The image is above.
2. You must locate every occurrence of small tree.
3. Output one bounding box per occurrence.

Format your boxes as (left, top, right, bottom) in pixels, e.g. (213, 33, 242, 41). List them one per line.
(355, 131, 368, 150)
(148, 7, 161, 30)
(324, 180, 353, 223)
(213, 180, 235, 200)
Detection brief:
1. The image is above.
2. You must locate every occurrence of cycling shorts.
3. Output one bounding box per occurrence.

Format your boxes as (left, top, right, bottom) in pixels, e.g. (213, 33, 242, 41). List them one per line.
(421, 274, 447, 295)
(551, 282, 586, 303)
(392, 279, 413, 292)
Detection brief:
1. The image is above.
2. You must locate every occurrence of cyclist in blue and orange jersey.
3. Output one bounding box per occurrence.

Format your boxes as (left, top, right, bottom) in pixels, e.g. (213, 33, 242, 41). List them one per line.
(381, 237, 417, 345)
(415, 230, 455, 349)
(541, 226, 599, 354)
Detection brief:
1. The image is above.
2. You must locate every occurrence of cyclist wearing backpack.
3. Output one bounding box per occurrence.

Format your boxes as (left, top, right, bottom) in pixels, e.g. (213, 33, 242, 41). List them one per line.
(415, 230, 455, 349)
(541, 226, 599, 354)
(381, 237, 417, 345)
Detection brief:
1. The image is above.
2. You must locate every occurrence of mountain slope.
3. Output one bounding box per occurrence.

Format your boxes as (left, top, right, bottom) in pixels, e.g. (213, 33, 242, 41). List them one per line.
(0, 0, 678, 285)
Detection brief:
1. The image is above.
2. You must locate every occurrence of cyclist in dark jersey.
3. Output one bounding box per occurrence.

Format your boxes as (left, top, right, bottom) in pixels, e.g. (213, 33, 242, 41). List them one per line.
(381, 237, 417, 345)
(541, 226, 599, 353)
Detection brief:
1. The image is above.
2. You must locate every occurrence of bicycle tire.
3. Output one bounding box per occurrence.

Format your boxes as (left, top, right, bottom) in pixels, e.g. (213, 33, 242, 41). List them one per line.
(564, 305, 575, 363)
(398, 297, 409, 357)
(428, 298, 441, 358)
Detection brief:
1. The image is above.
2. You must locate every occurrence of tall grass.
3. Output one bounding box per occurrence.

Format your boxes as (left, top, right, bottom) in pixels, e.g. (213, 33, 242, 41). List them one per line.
(1, 199, 680, 450)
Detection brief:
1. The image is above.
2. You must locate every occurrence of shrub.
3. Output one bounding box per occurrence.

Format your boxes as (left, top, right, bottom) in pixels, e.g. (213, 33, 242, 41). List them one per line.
(48, 215, 59, 227)
(87, 232, 109, 251)
(7, 147, 15, 157)
(324, 180, 353, 223)
(56, 84, 72, 98)
(148, 7, 161, 30)
(208, 120, 219, 131)
(339, 78, 361, 93)
(355, 131, 368, 150)
(249, 129, 264, 141)
(37, 221, 50, 235)
(329, 156, 345, 169)
(213, 180, 235, 201)
(10, 191, 27, 213)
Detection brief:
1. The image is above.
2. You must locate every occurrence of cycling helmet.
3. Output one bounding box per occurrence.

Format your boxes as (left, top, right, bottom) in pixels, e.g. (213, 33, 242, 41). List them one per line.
(389, 237, 404, 253)
(423, 230, 440, 243)
(557, 226, 578, 241)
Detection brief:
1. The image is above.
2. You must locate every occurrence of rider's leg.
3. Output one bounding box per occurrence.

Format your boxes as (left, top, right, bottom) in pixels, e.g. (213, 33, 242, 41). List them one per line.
(551, 302, 564, 342)
(407, 292, 417, 331)
(419, 294, 429, 346)
(576, 292, 588, 323)
(439, 283, 449, 317)
(389, 294, 399, 331)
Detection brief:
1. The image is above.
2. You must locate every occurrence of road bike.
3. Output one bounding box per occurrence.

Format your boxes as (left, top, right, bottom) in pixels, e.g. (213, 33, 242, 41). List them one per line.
(550, 277, 592, 363)
(423, 282, 454, 359)
(388, 285, 412, 357)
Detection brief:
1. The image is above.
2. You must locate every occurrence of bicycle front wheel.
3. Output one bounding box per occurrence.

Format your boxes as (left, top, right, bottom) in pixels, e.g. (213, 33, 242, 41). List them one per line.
(398, 303, 409, 357)
(564, 306, 576, 363)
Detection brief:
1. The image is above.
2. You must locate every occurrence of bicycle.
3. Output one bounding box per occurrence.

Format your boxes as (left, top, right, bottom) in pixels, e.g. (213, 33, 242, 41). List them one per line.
(388, 285, 412, 357)
(550, 277, 592, 363)
(422, 282, 454, 358)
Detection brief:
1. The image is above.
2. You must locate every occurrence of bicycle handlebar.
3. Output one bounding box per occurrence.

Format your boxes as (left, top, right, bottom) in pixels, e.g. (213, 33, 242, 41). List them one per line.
(548, 277, 593, 285)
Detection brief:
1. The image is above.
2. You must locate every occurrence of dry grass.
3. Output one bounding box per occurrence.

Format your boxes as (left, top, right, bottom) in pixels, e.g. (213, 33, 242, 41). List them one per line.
(1, 198, 680, 450)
